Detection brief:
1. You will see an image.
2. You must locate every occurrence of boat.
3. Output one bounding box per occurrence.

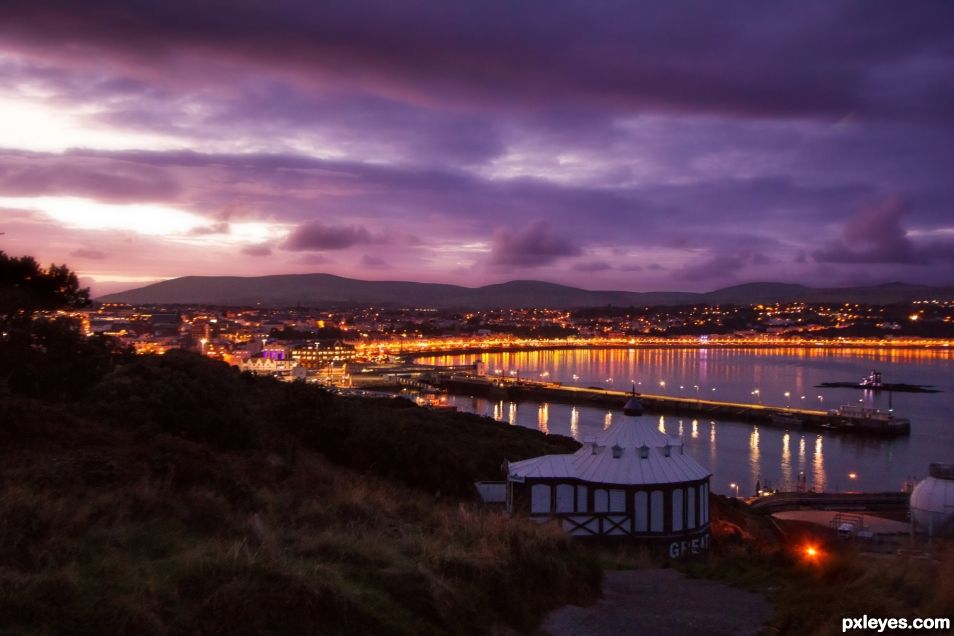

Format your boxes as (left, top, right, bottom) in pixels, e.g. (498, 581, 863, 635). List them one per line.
(827, 404, 911, 435)
(816, 369, 940, 393)
(859, 370, 883, 388)
(769, 412, 804, 428)
(416, 391, 458, 412)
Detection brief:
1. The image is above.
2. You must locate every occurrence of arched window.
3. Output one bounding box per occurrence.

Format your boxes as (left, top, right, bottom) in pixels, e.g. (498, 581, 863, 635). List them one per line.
(634, 491, 648, 532)
(555, 484, 575, 513)
(576, 486, 588, 512)
(650, 490, 664, 532)
(687, 486, 696, 529)
(609, 489, 626, 513)
(672, 489, 684, 532)
(594, 489, 609, 513)
(531, 484, 551, 514)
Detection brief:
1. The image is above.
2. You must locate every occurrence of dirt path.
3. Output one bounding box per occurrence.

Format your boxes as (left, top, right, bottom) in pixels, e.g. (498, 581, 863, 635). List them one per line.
(540, 568, 773, 636)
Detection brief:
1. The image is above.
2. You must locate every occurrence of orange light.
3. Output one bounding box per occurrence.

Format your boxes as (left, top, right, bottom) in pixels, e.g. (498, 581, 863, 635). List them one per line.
(805, 546, 817, 557)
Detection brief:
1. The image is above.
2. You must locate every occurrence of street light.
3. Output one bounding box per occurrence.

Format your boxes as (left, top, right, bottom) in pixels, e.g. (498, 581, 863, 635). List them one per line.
(784, 391, 791, 409)
(751, 388, 761, 404)
(817, 395, 824, 409)
(730, 482, 740, 497)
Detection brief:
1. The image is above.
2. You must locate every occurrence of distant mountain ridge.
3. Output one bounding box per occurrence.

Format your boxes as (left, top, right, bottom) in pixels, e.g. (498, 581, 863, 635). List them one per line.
(97, 274, 954, 308)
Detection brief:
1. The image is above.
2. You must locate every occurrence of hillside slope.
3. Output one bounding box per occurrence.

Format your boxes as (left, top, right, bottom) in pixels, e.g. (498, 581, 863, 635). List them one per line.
(0, 351, 599, 634)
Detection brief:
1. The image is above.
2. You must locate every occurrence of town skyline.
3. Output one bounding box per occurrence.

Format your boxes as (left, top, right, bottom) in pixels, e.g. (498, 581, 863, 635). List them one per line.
(2, 2, 954, 296)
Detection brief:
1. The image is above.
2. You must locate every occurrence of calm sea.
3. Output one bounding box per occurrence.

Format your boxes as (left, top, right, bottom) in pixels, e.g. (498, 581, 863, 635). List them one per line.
(416, 347, 954, 495)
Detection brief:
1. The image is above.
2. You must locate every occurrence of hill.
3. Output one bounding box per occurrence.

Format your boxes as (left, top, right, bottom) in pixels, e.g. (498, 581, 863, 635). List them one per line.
(0, 342, 600, 634)
(97, 275, 954, 308)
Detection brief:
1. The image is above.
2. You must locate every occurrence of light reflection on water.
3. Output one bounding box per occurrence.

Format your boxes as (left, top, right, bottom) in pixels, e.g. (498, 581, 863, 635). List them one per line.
(538, 403, 549, 434)
(424, 347, 954, 495)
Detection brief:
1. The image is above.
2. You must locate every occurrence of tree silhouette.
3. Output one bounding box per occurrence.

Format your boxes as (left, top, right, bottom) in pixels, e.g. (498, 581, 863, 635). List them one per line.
(0, 251, 90, 326)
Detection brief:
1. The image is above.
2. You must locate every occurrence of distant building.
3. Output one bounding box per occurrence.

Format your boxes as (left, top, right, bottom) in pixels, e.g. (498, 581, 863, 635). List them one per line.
(504, 394, 711, 556)
(238, 357, 299, 376)
(291, 339, 356, 369)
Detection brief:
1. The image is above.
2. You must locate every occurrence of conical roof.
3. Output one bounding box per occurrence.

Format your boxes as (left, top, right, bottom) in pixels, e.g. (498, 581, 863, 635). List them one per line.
(508, 403, 710, 486)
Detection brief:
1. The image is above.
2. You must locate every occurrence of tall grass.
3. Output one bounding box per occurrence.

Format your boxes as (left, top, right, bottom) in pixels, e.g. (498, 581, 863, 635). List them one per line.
(0, 399, 599, 635)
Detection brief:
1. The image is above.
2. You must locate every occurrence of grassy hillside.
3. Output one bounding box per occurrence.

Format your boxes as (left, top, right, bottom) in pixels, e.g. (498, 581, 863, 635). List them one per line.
(0, 347, 599, 634)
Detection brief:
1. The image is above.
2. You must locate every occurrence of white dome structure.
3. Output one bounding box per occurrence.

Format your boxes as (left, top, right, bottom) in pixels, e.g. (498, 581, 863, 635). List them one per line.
(911, 464, 954, 537)
(505, 395, 711, 556)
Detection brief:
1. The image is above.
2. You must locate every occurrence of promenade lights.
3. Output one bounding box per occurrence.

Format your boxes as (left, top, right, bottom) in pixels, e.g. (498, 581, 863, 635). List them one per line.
(730, 482, 740, 497)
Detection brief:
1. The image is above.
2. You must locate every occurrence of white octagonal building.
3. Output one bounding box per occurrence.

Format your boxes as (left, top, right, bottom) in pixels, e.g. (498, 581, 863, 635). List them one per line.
(506, 395, 711, 556)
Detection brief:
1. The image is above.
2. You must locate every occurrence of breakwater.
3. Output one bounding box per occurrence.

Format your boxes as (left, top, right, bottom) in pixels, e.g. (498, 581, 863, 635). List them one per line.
(435, 375, 911, 436)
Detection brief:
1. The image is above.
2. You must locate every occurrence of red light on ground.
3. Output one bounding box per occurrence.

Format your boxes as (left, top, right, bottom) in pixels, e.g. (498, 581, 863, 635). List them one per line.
(802, 544, 823, 563)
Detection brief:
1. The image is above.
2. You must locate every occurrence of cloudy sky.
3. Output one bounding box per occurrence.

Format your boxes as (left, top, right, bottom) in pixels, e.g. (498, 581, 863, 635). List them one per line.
(1, 1, 953, 295)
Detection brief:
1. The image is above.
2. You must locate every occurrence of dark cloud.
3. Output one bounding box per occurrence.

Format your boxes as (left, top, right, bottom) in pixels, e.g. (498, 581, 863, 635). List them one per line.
(360, 254, 387, 268)
(3, 1, 953, 122)
(69, 248, 107, 260)
(241, 244, 272, 257)
(812, 197, 920, 264)
(674, 251, 761, 281)
(489, 220, 581, 267)
(283, 221, 372, 251)
(0, 150, 181, 203)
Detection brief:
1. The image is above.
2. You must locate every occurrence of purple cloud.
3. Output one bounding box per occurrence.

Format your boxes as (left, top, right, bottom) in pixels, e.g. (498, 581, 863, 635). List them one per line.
(812, 197, 919, 264)
(489, 220, 581, 267)
(573, 261, 612, 272)
(674, 251, 762, 281)
(283, 221, 373, 251)
(360, 254, 388, 268)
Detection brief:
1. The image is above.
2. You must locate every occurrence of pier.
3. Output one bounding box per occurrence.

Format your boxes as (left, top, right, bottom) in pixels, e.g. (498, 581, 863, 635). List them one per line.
(431, 374, 911, 436)
(747, 491, 910, 514)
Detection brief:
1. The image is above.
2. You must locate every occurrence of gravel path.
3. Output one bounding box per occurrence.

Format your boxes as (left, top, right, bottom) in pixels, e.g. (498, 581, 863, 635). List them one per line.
(540, 568, 773, 636)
